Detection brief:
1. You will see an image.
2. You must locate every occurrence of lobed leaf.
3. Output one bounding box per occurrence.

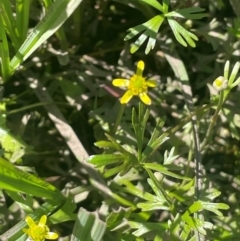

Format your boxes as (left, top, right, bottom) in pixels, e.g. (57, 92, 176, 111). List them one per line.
(165, 7, 207, 19)
(124, 15, 164, 54)
(168, 18, 198, 47)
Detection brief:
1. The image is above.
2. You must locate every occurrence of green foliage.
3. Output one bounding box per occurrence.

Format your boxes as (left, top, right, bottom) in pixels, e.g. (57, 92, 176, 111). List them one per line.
(0, 0, 240, 241)
(123, 0, 207, 53)
(71, 208, 106, 241)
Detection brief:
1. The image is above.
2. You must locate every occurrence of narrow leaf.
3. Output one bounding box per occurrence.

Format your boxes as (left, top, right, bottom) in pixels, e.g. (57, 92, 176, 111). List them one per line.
(137, 0, 164, 12)
(144, 162, 188, 181)
(15, 0, 31, 43)
(0, 16, 11, 81)
(137, 202, 170, 211)
(0, 157, 64, 200)
(10, 0, 83, 77)
(88, 154, 125, 167)
(0, 0, 20, 49)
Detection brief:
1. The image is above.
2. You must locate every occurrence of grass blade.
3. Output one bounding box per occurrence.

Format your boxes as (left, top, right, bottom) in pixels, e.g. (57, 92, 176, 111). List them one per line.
(0, 16, 11, 81)
(0, 0, 20, 49)
(0, 156, 64, 200)
(15, 0, 32, 43)
(10, 0, 84, 77)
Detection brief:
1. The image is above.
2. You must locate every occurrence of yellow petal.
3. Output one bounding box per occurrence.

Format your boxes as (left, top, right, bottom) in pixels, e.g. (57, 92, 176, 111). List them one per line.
(136, 60, 145, 76)
(139, 92, 151, 105)
(120, 90, 133, 104)
(45, 232, 59, 240)
(25, 216, 36, 228)
(22, 228, 30, 235)
(112, 79, 129, 87)
(39, 215, 47, 226)
(146, 79, 157, 87)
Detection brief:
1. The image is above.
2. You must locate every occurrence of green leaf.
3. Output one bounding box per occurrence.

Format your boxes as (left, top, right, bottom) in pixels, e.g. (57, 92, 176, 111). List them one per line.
(132, 103, 150, 160)
(94, 140, 116, 149)
(144, 163, 190, 180)
(167, 18, 198, 47)
(0, 16, 11, 81)
(9, 0, 84, 78)
(113, 0, 156, 19)
(205, 188, 221, 201)
(119, 179, 159, 202)
(137, 0, 164, 12)
(124, 15, 164, 54)
(103, 164, 125, 178)
(228, 61, 240, 86)
(0, 156, 64, 200)
(181, 215, 208, 235)
(128, 221, 167, 237)
(137, 201, 170, 211)
(105, 133, 138, 165)
(0, 118, 32, 163)
(105, 133, 129, 155)
(88, 154, 125, 167)
(165, 7, 207, 19)
(168, 213, 181, 239)
(0, 0, 20, 50)
(147, 117, 166, 146)
(224, 60, 230, 79)
(15, 0, 31, 43)
(200, 201, 229, 216)
(141, 117, 168, 162)
(120, 160, 135, 176)
(162, 0, 170, 14)
(70, 208, 106, 241)
(106, 207, 131, 230)
(147, 178, 166, 202)
(163, 147, 179, 165)
(5, 191, 33, 213)
(49, 197, 77, 223)
(222, 61, 240, 101)
(182, 201, 229, 219)
(144, 168, 172, 208)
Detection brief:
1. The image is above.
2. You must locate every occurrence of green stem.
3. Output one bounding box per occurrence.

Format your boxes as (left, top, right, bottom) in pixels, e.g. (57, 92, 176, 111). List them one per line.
(7, 101, 69, 115)
(200, 91, 224, 152)
(112, 104, 125, 134)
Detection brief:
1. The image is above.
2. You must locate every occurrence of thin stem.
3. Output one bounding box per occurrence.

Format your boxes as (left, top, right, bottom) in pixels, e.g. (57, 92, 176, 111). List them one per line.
(200, 91, 224, 152)
(112, 104, 125, 134)
(7, 102, 69, 115)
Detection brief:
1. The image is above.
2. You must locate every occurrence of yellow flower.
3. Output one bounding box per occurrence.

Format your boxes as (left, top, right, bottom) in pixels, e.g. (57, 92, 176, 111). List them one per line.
(22, 215, 58, 241)
(112, 60, 157, 105)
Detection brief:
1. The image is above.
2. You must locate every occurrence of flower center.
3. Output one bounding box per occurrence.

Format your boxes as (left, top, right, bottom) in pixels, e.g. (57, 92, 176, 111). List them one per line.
(215, 79, 223, 87)
(30, 225, 49, 241)
(128, 74, 148, 95)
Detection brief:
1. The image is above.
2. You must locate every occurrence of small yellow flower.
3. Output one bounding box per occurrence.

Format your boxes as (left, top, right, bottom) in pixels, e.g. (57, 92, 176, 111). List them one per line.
(213, 76, 228, 91)
(112, 60, 157, 105)
(22, 215, 58, 241)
